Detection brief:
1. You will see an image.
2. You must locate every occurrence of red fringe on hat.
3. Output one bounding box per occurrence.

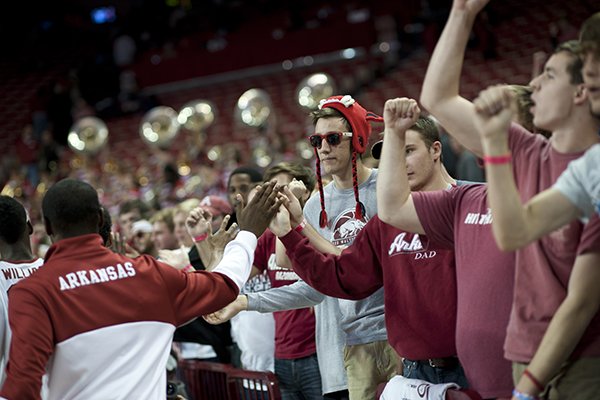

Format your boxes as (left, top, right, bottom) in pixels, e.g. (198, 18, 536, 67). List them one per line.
(351, 151, 364, 220)
(314, 147, 328, 228)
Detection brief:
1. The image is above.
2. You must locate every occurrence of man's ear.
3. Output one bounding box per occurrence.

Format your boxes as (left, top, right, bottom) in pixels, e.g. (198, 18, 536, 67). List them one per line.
(43, 216, 53, 238)
(574, 84, 588, 105)
(26, 220, 34, 236)
(97, 209, 104, 233)
(431, 141, 442, 162)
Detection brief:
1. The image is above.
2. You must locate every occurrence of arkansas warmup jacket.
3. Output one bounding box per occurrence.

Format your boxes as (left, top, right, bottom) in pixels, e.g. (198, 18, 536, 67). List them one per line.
(0, 232, 256, 400)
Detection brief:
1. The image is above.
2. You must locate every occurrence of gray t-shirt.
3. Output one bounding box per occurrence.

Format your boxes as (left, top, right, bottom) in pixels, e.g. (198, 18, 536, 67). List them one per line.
(247, 281, 347, 395)
(554, 143, 600, 220)
(246, 168, 387, 394)
(303, 169, 387, 346)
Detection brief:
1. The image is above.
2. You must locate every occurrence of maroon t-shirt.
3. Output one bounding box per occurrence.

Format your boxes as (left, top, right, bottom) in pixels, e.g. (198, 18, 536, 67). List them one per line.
(280, 215, 458, 361)
(254, 231, 317, 359)
(506, 124, 600, 361)
(413, 184, 514, 399)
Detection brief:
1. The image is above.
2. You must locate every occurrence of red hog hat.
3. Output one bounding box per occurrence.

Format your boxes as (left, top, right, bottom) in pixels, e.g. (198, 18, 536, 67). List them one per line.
(314, 95, 383, 227)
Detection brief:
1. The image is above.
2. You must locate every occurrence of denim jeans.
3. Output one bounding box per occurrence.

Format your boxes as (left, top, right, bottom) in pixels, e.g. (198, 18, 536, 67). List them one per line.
(274, 354, 324, 400)
(402, 358, 469, 388)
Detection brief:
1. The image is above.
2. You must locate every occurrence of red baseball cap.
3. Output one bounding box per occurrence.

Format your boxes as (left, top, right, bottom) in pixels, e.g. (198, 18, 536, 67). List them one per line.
(199, 195, 232, 217)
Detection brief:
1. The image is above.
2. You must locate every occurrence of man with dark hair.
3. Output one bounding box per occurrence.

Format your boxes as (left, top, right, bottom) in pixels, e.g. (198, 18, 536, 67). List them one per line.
(0, 197, 29, 246)
(118, 199, 151, 241)
(0, 178, 281, 399)
(222, 165, 275, 373)
(99, 207, 113, 247)
(0, 196, 43, 387)
(227, 166, 264, 226)
(465, 12, 600, 399)
(402, 0, 600, 397)
(211, 162, 324, 399)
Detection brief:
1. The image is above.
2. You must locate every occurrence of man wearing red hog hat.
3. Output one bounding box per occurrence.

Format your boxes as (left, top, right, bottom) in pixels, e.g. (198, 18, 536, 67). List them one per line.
(302, 95, 397, 399)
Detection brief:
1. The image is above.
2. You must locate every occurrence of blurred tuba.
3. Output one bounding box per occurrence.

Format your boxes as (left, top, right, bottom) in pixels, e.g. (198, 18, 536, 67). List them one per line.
(67, 117, 109, 155)
(178, 100, 216, 132)
(252, 146, 272, 168)
(140, 106, 180, 148)
(296, 140, 314, 160)
(296, 73, 336, 111)
(235, 89, 272, 128)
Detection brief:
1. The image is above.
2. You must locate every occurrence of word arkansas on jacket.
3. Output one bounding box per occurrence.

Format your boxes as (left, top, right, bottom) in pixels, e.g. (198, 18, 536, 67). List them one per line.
(58, 262, 136, 291)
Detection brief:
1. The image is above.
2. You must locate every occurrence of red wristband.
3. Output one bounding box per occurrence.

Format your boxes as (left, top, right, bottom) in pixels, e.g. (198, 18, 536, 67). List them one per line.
(193, 233, 208, 242)
(523, 369, 545, 393)
(294, 218, 307, 233)
(483, 153, 512, 165)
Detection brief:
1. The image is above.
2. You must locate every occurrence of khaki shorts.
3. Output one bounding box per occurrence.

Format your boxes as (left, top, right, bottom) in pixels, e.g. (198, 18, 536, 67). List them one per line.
(343, 340, 398, 400)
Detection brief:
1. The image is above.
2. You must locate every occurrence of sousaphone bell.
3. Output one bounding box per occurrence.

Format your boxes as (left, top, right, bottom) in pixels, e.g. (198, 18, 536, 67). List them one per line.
(296, 73, 336, 111)
(140, 106, 180, 148)
(235, 89, 272, 128)
(67, 117, 109, 155)
(178, 100, 216, 132)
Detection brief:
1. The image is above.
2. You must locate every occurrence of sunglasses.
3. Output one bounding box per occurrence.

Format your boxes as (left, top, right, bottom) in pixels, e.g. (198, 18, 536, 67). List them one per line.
(308, 131, 352, 149)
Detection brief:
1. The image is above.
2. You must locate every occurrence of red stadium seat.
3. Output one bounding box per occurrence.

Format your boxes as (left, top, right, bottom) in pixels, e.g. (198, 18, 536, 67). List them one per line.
(179, 360, 234, 400)
(227, 369, 282, 400)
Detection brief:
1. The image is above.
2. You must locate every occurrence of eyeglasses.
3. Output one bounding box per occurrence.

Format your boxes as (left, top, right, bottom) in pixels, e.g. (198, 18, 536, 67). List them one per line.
(308, 131, 353, 149)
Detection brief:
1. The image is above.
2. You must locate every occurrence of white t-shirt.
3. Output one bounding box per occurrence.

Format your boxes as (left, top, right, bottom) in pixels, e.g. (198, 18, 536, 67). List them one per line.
(0, 258, 44, 385)
(554, 143, 600, 220)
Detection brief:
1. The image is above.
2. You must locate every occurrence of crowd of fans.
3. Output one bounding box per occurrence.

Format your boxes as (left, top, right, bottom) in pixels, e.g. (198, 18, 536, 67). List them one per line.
(0, 1, 599, 400)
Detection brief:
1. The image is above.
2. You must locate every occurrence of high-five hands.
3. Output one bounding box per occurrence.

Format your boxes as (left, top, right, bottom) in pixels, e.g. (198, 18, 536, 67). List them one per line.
(236, 181, 283, 238)
(281, 185, 304, 226)
(288, 178, 308, 202)
(269, 202, 292, 238)
(186, 207, 214, 238)
(203, 295, 248, 325)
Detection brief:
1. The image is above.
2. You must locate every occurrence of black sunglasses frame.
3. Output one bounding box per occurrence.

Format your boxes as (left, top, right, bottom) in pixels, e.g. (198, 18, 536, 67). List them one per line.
(308, 131, 353, 149)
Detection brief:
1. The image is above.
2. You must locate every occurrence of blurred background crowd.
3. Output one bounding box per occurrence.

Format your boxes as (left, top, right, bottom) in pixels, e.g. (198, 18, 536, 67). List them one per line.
(0, 0, 594, 255)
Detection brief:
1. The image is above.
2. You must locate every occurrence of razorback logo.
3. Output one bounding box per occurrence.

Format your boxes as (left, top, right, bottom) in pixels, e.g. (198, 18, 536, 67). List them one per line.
(330, 208, 367, 246)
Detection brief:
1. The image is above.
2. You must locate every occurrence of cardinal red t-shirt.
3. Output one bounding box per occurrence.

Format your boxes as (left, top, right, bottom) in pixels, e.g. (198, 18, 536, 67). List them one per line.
(254, 231, 317, 359)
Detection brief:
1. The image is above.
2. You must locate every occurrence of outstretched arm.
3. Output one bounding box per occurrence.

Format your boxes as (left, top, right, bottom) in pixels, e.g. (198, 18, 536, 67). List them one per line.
(186, 209, 239, 270)
(269, 207, 382, 300)
(203, 295, 248, 325)
(277, 186, 342, 255)
(513, 252, 600, 398)
(377, 98, 425, 234)
(246, 280, 325, 313)
(473, 85, 581, 250)
(420, 0, 489, 156)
